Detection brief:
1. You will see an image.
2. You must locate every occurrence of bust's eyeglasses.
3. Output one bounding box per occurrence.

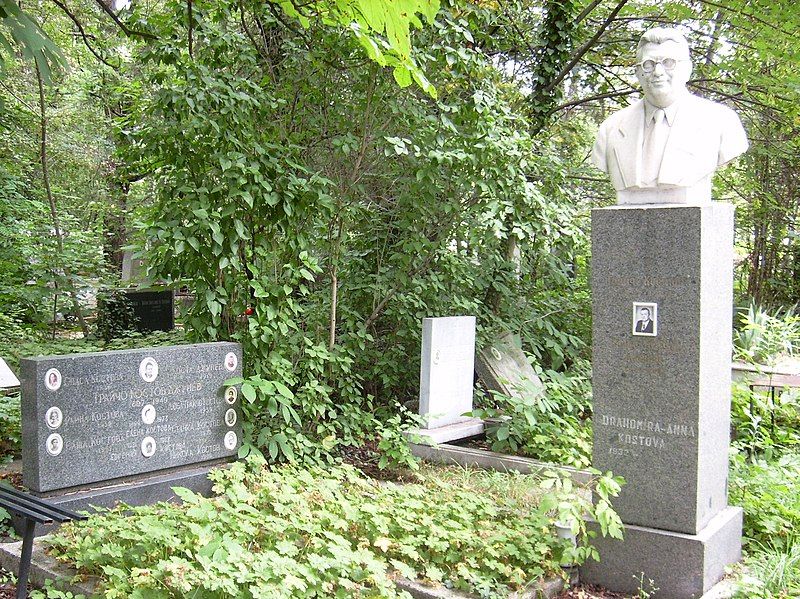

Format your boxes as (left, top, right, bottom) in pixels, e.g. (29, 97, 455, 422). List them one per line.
(636, 58, 684, 73)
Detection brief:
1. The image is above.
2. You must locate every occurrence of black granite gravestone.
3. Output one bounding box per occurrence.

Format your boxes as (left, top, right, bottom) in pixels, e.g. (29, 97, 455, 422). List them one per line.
(123, 289, 174, 332)
(21, 342, 242, 495)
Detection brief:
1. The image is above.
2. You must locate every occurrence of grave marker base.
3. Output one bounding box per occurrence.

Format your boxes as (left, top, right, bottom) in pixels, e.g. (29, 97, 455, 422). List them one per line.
(580, 506, 742, 599)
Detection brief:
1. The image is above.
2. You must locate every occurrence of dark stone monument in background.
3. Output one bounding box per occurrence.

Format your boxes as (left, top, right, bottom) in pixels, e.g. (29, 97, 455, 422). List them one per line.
(123, 289, 175, 333)
(20, 342, 241, 514)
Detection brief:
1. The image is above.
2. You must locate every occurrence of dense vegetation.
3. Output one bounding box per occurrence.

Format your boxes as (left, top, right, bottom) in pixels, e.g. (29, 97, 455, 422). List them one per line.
(1, 0, 799, 597)
(39, 458, 622, 598)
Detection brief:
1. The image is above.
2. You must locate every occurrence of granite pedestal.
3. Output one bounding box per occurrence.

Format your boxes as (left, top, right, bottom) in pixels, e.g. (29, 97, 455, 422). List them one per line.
(582, 204, 741, 598)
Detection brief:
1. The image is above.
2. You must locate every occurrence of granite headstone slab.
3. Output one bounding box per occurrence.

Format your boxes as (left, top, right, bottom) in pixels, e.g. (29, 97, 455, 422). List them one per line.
(21, 342, 242, 493)
(475, 331, 544, 400)
(591, 204, 733, 535)
(124, 289, 175, 332)
(419, 316, 476, 429)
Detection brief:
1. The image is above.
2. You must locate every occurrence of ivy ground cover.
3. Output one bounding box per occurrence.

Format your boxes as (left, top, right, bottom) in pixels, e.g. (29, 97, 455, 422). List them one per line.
(44, 457, 621, 598)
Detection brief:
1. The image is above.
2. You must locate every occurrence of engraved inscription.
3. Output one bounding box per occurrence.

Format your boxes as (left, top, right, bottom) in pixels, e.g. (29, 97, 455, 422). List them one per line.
(598, 413, 695, 451)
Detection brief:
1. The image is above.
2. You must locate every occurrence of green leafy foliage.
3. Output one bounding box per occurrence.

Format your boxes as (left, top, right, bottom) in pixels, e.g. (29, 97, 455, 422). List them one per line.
(474, 359, 593, 468)
(729, 451, 800, 550)
(733, 304, 800, 366)
(0, 0, 66, 83)
(46, 458, 622, 598)
(0, 392, 20, 463)
(733, 537, 800, 599)
(95, 289, 140, 342)
(121, 0, 593, 464)
(731, 380, 800, 456)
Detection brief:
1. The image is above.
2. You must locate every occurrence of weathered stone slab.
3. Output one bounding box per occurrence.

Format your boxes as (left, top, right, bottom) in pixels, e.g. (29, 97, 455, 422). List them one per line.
(475, 331, 544, 400)
(0, 357, 19, 388)
(591, 204, 733, 535)
(408, 420, 485, 444)
(121, 250, 146, 283)
(409, 442, 592, 486)
(21, 342, 242, 493)
(419, 316, 476, 429)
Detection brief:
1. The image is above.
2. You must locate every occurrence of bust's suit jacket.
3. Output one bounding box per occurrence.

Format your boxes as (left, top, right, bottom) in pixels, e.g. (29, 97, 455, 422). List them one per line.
(591, 94, 748, 191)
(635, 320, 654, 334)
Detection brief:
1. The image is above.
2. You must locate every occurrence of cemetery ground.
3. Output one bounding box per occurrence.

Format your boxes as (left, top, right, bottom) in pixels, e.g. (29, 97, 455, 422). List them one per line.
(0, 323, 798, 598)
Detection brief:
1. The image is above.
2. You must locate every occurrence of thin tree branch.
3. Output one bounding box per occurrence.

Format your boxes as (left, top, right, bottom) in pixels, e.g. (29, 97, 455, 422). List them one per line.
(50, 0, 119, 68)
(574, 0, 606, 25)
(542, 0, 630, 95)
(92, 0, 157, 39)
(552, 88, 636, 113)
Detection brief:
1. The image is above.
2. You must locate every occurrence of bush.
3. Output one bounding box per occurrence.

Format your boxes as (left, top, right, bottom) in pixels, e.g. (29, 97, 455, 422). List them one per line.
(731, 381, 800, 455)
(733, 303, 800, 365)
(734, 537, 800, 599)
(0, 393, 21, 463)
(729, 450, 800, 549)
(95, 289, 140, 342)
(473, 358, 593, 468)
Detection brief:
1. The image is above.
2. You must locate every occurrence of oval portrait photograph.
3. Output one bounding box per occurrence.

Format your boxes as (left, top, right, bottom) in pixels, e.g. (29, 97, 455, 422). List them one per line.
(224, 430, 238, 450)
(46, 433, 63, 457)
(44, 368, 62, 391)
(224, 408, 237, 427)
(224, 352, 238, 372)
(139, 357, 159, 383)
(45, 406, 63, 430)
(224, 386, 238, 404)
(141, 404, 157, 425)
(141, 436, 157, 458)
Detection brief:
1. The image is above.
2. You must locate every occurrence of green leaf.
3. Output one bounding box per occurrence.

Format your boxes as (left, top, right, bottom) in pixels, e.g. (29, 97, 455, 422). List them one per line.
(241, 382, 257, 403)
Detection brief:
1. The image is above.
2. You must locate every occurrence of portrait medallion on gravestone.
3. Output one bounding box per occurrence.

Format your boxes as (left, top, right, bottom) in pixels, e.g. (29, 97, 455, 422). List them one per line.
(141, 404, 156, 425)
(44, 368, 62, 391)
(224, 386, 238, 404)
(46, 433, 63, 456)
(632, 302, 658, 337)
(224, 430, 238, 450)
(224, 408, 237, 427)
(138, 357, 159, 382)
(45, 406, 63, 429)
(141, 436, 157, 458)
(224, 352, 238, 372)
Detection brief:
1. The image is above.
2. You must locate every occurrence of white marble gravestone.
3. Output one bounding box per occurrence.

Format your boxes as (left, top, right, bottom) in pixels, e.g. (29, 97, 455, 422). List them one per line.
(0, 358, 19, 388)
(415, 316, 483, 443)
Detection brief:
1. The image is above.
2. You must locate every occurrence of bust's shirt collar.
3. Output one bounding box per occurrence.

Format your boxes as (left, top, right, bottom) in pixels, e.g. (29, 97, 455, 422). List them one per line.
(643, 92, 687, 127)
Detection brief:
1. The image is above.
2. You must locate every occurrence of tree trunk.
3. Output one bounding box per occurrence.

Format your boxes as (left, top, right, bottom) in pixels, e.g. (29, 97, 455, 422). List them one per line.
(36, 64, 91, 337)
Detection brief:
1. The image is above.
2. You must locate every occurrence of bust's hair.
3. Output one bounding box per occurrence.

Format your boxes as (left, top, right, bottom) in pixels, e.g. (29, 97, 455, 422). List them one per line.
(636, 27, 691, 61)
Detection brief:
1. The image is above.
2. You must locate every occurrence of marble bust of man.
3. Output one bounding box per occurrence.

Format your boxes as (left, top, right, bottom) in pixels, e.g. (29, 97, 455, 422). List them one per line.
(591, 27, 748, 205)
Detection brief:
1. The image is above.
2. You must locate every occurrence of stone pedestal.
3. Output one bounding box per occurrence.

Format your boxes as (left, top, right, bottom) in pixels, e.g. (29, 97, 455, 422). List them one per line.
(581, 204, 741, 598)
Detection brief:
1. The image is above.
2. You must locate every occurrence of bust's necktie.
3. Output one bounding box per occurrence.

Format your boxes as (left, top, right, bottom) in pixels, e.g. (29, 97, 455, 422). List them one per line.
(641, 108, 669, 186)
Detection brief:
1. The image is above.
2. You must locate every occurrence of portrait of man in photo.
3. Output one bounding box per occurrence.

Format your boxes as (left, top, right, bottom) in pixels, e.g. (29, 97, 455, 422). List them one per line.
(46, 433, 63, 456)
(632, 303, 658, 336)
(139, 357, 159, 383)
